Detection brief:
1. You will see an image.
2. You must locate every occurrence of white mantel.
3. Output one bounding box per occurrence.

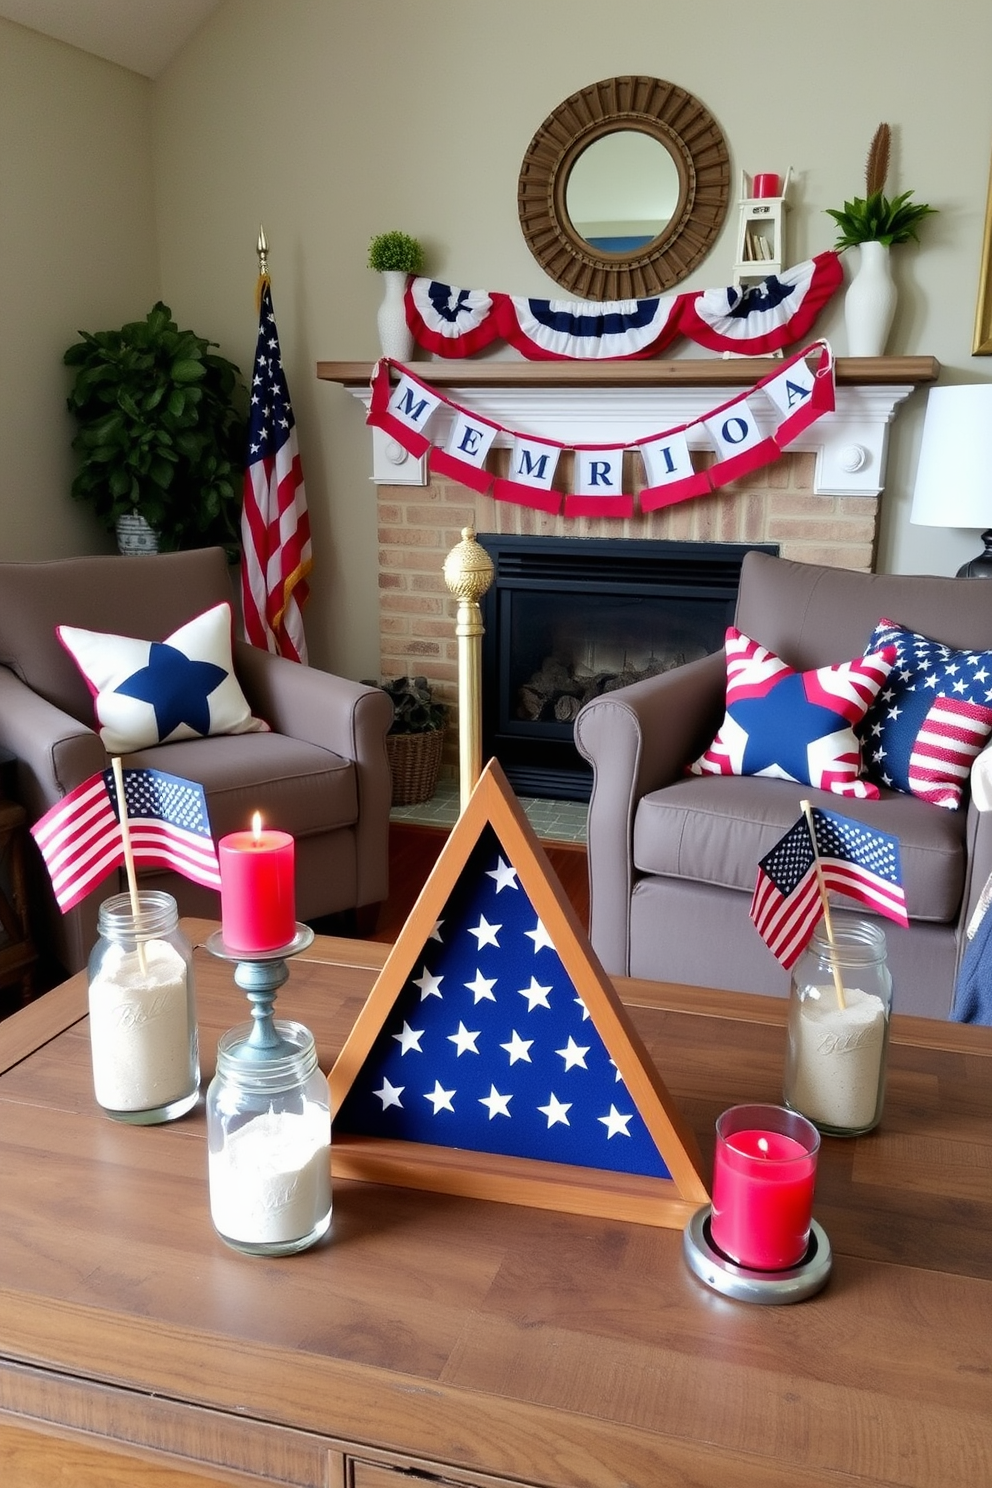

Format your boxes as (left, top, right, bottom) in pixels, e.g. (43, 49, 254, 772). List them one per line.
(317, 357, 939, 499)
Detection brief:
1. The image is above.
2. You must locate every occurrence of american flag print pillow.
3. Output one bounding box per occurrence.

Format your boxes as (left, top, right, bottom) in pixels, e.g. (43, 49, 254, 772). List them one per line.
(860, 618, 992, 809)
(687, 627, 896, 799)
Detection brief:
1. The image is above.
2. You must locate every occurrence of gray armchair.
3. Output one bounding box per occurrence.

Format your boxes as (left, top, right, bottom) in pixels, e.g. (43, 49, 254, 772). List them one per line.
(575, 552, 992, 1019)
(0, 547, 393, 975)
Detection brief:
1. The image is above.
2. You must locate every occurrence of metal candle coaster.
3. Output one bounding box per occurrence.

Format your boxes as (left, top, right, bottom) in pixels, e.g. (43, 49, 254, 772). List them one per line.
(205, 923, 315, 1061)
(683, 1205, 832, 1305)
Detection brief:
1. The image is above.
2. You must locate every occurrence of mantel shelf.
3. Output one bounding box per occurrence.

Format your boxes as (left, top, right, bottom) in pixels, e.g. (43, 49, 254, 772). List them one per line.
(316, 356, 940, 390)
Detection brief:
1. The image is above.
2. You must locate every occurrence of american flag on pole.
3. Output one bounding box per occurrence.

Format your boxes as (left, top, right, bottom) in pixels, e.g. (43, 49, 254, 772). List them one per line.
(750, 806, 908, 969)
(241, 278, 312, 664)
(30, 767, 221, 913)
(335, 825, 671, 1179)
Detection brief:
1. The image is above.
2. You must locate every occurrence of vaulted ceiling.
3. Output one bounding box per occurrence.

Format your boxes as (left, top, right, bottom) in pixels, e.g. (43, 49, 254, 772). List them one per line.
(0, 0, 222, 77)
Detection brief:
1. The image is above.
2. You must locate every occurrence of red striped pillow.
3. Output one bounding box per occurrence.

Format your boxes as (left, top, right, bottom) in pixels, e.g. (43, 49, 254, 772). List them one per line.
(860, 619, 992, 809)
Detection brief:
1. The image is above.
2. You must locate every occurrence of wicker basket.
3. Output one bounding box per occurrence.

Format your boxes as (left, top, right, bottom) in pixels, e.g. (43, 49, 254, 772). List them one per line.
(385, 727, 445, 807)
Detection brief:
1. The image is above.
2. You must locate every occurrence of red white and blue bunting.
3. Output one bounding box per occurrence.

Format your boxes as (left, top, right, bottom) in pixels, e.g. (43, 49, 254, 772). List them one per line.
(404, 252, 843, 361)
(367, 341, 835, 518)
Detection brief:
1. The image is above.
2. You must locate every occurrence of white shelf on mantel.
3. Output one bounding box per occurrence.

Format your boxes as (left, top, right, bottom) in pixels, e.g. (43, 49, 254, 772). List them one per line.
(317, 358, 939, 499)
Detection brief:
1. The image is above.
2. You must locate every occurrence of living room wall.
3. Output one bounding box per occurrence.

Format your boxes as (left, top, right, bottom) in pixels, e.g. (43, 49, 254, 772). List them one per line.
(0, 17, 158, 559)
(151, 0, 992, 679)
(5, 3, 992, 684)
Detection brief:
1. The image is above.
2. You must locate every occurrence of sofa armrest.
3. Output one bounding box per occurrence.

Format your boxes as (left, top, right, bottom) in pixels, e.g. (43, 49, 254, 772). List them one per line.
(574, 650, 727, 976)
(0, 666, 108, 819)
(234, 644, 394, 905)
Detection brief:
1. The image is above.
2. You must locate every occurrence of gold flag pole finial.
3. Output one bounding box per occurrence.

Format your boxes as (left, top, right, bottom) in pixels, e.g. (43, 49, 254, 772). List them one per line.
(443, 527, 495, 814)
(255, 225, 270, 310)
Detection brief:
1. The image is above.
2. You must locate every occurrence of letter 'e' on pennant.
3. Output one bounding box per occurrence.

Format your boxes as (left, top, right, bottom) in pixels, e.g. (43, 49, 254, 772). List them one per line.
(329, 759, 708, 1227)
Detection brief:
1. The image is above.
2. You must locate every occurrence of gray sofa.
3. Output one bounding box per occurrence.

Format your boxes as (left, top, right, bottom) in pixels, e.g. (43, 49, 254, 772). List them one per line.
(0, 547, 393, 976)
(575, 552, 992, 1019)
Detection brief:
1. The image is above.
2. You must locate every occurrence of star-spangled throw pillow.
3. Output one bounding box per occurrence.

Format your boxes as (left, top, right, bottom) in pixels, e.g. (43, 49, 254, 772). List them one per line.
(687, 626, 896, 799)
(58, 602, 269, 754)
(860, 618, 992, 809)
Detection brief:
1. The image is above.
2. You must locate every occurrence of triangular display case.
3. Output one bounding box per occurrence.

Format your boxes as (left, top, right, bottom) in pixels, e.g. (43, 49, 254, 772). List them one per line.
(328, 760, 708, 1227)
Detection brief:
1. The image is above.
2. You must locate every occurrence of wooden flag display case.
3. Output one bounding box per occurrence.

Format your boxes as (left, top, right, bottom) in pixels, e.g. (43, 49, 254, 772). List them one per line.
(329, 760, 708, 1227)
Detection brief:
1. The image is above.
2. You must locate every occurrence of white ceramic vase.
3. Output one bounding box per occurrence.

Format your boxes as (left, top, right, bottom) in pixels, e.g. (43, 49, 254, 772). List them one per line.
(376, 270, 414, 361)
(844, 240, 897, 357)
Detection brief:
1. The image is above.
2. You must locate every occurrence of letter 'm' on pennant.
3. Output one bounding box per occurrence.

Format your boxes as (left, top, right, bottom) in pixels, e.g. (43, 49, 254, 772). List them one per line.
(429, 409, 500, 493)
(703, 396, 781, 490)
(637, 428, 712, 512)
(565, 448, 633, 517)
(328, 759, 709, 1228)
(367, 360, 442, 458)
(493, 436, 563, 514)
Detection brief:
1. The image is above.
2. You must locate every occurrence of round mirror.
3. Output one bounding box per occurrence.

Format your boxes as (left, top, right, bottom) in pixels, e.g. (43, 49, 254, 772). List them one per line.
(565, 129, 682, 256)
(518, 76, 730, 300)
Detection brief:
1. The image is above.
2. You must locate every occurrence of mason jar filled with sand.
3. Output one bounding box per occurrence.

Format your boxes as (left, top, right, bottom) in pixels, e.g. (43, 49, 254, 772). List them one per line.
(88, 890, 199, 1123)
(783, 920, 892, 1136)
(206, 1020, 331, 1256)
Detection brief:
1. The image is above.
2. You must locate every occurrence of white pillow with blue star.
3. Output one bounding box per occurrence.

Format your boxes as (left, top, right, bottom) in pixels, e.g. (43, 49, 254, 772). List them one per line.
(58, 602, 269, 754)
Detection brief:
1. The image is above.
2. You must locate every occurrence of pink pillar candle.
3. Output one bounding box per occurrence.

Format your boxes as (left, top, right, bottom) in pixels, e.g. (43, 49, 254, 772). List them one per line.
(710, 1104, 819, 1270)
(753, 173, 781, 198)
(218, 817, 296, 953)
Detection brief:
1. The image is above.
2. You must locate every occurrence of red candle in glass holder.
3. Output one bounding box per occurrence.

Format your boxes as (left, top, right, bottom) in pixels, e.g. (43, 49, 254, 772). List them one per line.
(218, 813, 296, 953)
(710, 1104, 819, 1270)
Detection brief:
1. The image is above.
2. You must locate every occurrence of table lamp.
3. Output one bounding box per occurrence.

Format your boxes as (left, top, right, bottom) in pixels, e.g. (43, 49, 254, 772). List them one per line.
(911, 384, 992, 577)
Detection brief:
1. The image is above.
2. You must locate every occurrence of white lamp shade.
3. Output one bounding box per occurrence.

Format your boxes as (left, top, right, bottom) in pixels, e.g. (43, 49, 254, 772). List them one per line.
(911, 384, 992, 529)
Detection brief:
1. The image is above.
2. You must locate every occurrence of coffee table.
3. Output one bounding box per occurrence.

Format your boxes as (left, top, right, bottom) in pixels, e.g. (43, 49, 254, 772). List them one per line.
(0, 919, 990, 1488)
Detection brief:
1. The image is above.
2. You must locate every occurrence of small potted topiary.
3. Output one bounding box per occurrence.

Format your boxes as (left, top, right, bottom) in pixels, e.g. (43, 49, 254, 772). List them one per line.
(825, 124, 937, 356)
(368, 230, 425, 360)
(366, 675, 447, 805)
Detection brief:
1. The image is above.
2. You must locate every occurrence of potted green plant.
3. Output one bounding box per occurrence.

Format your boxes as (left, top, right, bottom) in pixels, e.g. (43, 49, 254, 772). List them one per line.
(367, 675, 447, 805)
(368, 230, 425, 360)
(64, 302, 247, 555)
(825, 124, 937, 356)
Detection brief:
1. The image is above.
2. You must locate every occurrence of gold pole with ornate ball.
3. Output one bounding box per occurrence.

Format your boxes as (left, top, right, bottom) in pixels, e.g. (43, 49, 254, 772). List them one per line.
(443, 528, 495, 813)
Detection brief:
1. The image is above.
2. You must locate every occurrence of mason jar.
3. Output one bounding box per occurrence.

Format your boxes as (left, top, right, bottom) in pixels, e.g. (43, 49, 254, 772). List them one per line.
(206, 1020, 331, 1256)
(783, 919, 892, 1136)
(88, 890, 199, 1124)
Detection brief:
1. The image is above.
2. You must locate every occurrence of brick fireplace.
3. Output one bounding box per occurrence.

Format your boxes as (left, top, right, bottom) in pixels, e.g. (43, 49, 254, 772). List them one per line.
(377, 451, 875, 781)
(318, 356, 938, 786)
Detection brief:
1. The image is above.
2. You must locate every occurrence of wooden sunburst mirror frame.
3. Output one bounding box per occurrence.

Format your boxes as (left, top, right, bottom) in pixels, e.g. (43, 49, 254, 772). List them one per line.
(517, 75, 731, 301)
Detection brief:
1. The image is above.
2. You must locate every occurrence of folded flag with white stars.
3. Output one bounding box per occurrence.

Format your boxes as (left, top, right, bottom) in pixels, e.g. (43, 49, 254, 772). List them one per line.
(335, 825, 671, 1179)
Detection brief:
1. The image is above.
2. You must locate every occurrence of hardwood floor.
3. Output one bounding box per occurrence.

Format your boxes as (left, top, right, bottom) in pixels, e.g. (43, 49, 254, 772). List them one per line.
(368, 821, 590, 945)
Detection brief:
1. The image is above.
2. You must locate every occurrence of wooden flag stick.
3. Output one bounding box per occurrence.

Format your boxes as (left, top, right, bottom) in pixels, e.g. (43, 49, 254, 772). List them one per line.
(112, 756, 147, 974)
(799, 798, 845, 1010)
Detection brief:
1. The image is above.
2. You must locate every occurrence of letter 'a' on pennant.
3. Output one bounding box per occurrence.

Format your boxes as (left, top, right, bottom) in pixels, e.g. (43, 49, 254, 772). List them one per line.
(329, 759, 709, 1228)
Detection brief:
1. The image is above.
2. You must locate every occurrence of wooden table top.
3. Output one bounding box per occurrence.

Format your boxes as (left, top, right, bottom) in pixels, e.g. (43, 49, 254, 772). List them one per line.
(1, 918, 990, 1488)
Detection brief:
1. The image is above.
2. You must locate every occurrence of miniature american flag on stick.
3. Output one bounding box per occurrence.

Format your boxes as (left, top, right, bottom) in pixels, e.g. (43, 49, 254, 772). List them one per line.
(30, 766, 221, 912)
(750, 805, 908, 969)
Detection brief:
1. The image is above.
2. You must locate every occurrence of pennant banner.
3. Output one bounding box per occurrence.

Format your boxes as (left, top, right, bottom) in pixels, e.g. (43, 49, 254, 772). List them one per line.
(367, 342, 836, 518)
(404, 252, 843, 361)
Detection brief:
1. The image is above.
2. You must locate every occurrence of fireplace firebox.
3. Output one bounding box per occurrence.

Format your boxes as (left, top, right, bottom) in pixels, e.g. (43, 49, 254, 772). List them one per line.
(479, 535, 778, 801)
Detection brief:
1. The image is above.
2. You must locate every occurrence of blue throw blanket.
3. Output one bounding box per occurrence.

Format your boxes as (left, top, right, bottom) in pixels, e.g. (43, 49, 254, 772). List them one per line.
(952, 903, 992, 1024)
